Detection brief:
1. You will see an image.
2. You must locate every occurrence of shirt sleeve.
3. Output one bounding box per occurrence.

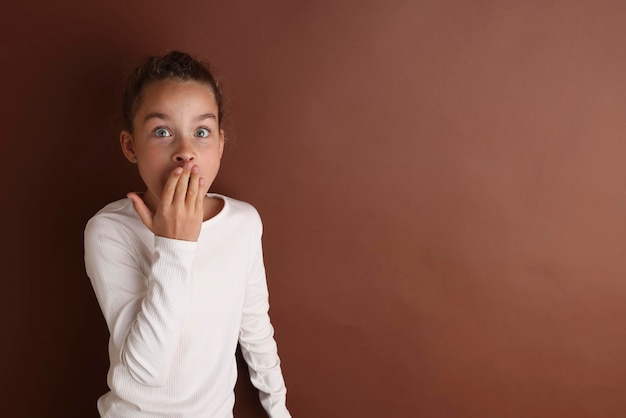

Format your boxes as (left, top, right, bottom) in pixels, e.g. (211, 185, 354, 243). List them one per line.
(84, 215, 197, 387)
(238, 220, 291, 418)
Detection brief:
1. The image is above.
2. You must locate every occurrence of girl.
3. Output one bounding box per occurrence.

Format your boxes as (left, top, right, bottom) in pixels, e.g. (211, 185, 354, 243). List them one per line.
(84, 51, 291, 417)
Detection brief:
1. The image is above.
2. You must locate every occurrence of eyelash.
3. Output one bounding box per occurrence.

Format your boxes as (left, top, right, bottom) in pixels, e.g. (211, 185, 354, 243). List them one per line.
(195, 128, 211, 138)
(151, 127, 211, 138)
(153, 127, 172, 138)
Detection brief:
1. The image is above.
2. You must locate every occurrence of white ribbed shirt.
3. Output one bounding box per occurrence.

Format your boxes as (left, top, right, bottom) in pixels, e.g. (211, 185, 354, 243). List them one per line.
(84, 194, 290, 417)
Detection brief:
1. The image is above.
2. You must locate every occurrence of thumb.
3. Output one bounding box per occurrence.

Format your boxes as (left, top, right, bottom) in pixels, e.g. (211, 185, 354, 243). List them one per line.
(127, 192, 154, 230)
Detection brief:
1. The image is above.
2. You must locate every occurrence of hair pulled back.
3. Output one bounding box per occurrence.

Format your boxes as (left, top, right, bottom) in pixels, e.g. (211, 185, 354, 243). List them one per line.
(122, 51, 224, 132)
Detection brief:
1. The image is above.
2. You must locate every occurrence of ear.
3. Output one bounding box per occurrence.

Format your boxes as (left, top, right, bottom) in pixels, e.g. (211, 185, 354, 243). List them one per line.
(218, 129, 225, 159)
(120, 130, 137, 163)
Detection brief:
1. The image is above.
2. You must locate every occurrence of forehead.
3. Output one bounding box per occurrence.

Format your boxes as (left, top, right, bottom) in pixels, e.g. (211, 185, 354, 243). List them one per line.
(135, 79, 218, 117)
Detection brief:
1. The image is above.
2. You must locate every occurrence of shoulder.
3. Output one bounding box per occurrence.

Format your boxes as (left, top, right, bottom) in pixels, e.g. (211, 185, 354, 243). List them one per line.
(209, 193, 263, 232)
(211, 193, 261, 221)
(84, 197, 142, 240)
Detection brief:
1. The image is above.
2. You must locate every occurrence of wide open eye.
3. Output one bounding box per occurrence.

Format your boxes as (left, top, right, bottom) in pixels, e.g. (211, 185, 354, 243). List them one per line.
(195, 128, 210, 138)
(153, 127, 171, 137)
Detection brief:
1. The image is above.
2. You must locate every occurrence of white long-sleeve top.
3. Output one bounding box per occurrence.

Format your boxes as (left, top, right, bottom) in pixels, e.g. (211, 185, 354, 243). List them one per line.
(84, 194, 290, 418)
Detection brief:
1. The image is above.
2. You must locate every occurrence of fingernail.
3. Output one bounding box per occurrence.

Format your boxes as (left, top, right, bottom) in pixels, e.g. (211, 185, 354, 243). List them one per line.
(185, 162, 193, 170)
(175, 167, 183, 175)
(191, 165, 199, 173)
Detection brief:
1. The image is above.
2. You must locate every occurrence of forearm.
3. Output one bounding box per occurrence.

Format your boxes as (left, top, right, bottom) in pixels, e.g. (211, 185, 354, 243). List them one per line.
(120, 236, 197, 386)
(239, 237, 291, 417)
(240, 323, 290, 418)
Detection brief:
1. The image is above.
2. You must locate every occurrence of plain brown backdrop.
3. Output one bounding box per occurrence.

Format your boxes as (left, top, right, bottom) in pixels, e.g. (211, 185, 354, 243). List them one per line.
(2, 0, 626, 417)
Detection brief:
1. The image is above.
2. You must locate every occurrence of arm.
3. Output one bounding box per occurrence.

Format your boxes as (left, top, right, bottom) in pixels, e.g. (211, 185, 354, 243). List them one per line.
(85, 220, 196, 387)
(239, 222, 291, 418)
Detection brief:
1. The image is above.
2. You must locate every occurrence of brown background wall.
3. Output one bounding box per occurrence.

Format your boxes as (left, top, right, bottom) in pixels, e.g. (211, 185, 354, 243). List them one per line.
(2, 1, 626, 417)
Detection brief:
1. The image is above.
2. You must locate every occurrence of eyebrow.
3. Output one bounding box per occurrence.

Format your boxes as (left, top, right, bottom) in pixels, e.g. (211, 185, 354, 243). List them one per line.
(198, 113, 218, 121)
(144, 112, 169, 122)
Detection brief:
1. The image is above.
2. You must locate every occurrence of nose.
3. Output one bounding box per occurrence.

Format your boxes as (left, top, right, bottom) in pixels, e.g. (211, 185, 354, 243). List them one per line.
(172, 137, 196, 164)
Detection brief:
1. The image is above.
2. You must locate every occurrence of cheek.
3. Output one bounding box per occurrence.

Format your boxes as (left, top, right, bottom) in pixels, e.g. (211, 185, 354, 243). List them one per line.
(206, 151, 223, 167)
(198, 159, 221, 181)
(136, 159, 171, 188)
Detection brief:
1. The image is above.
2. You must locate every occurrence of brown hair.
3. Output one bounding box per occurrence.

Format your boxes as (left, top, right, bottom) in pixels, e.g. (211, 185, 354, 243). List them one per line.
(122, 51, 224, 132)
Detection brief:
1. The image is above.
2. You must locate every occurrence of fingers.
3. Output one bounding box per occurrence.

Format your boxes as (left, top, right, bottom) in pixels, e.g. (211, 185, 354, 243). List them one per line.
(164, 163, 204, 213)
(173, 162, 193, 205)
(186, 165, 200, 206)
(127, 192, 154, 230)
(161, 166, 184, 205)
(162, 163, 196, 206)
(196, 177, 206, 213)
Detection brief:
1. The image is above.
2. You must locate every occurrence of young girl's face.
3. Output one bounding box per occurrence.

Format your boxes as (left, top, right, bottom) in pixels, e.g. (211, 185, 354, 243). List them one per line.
(121, 79, 224, 211)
